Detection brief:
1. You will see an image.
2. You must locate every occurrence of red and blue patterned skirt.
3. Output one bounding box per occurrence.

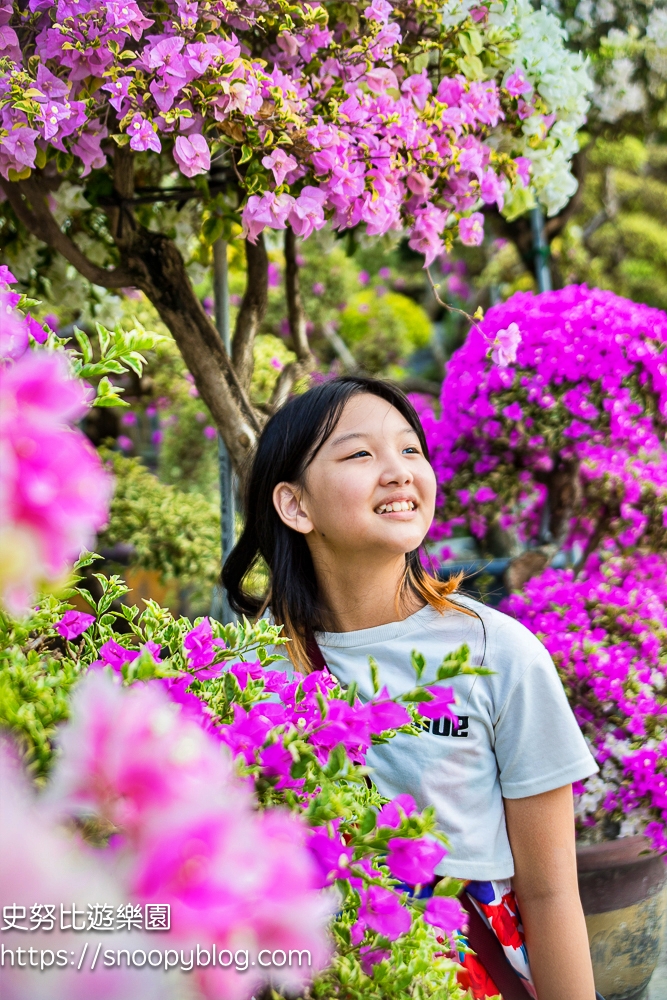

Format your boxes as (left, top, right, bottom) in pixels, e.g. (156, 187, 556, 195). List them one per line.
(456, 879, 536, 1000)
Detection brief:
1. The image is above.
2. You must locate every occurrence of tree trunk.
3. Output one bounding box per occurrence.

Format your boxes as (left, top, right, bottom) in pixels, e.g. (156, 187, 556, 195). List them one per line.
(232, 235, 269, 389)
(119, 227, 262, 469)
(1, 167, 263, 472)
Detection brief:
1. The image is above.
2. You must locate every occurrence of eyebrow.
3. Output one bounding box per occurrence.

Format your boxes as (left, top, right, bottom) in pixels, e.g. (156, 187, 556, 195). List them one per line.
(329, 427, 417, 447)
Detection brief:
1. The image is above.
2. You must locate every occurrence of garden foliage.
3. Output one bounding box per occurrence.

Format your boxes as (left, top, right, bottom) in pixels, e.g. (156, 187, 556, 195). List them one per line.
(99, 450, 221, 603)
(553, 135, 667, 312)
(0, 568, 476, 1000)
(504, 553, 667, 854)
(423, 283, 667, 851)
(420, 284, 667, 558)
(0, 267, 162, 613)
(0, 0, 590, 247)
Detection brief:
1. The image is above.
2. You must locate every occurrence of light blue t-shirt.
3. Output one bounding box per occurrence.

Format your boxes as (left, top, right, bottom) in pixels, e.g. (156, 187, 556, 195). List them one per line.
(315, 596, 598, 880)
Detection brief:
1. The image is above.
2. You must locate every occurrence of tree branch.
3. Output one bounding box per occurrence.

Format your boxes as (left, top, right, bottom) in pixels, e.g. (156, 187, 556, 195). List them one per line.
(2, 164, 262, 472)
(284, 226, 312, 362)
(263, 226, 317, 413)
(1, 174, 133, 289)
(232, 235, 268, 388)
(321, 320, 357, 370)
(268, 358, 313, 412)
(426, 268, 482, 332)
(573, 505, 611, 579)
(106, 144, 136, 243)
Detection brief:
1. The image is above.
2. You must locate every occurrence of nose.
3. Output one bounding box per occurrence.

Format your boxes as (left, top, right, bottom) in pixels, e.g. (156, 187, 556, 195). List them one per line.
(379, 455, 414, 488)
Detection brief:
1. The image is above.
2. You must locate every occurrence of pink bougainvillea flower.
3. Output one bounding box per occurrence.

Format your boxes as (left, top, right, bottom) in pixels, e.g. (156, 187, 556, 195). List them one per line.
(417, 685, 458, 722)
(385, 836, 446, 884)
(26, 314, 49, 344)
(183, 617, 225, 670)
(0, 264, 16, 286)
(47, 671, 241, 839)
(0, 744, 163, 1000)
(43, 672, 333, 1000)
(0, 126, 38, 175)
(424, 895, 466, 936)
(377, 793, 418, 828)
(56, 609, 95, 639)
(261, 147, 298, 186)
(401, 70, 432, 109)
(0, 344, 111, 614)
(131, 807, 333, 999)
(127, 113, 161, 153)
(358, 885, 411, 939)
(491, 321, 521, 366)
(365, 687, 411, 731)
(307, 824, 354, 886)
(173, 132, 210, 177)
(505, 70, 532, 96)
(0, 291, 29, 360)
(458, 212, 485, 246)
(288, 186, 327, 239)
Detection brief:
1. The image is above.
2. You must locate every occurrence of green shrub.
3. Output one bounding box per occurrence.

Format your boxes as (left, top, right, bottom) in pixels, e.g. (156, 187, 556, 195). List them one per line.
(99, 452, 221, 605)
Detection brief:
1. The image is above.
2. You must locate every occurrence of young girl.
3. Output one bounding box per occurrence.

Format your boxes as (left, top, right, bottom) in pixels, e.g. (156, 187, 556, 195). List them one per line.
(223, 375, 599, 1000)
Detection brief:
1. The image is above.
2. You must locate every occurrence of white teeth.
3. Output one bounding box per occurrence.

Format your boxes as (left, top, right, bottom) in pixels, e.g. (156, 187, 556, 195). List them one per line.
(378, 505, 386, 512)
(400, 501, 409, 511)
(377, 501, 416, 513)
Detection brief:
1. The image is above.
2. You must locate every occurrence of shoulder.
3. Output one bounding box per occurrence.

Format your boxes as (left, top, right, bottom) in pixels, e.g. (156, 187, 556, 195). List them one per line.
(446, 596, 550, 671)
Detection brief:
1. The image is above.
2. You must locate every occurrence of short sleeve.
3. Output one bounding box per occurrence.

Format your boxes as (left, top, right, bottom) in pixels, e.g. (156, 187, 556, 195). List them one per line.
(494, 647, 598, 799)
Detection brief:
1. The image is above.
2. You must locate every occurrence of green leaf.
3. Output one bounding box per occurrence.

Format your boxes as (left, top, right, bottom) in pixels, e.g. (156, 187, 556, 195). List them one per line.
(238, 144, 253, 165)
(96, 323, 111, 357)
(368, 655, 380, 695)
(359, 807, 377, 835)
(411, 649, 426, 680)
(457, 53, 484, 80)
(290, 755, 310, 779)
(345, 680, 358, 707)
(433, 877, 464, 898)
(459, 29, 483, 56)
(74, 327, 93, 364)
(80, 361, 126, 378)
(202, 214, 225, 246)
(122, 352, 147, 377)
(324, 744, 346, 777)
(55, 150, 74, 172)
(93, 376, 128, 407)
(73, 550, 103, 571)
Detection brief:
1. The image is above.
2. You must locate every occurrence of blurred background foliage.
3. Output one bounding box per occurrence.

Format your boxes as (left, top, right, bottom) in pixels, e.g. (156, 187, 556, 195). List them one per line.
(2, 0, 667, 615)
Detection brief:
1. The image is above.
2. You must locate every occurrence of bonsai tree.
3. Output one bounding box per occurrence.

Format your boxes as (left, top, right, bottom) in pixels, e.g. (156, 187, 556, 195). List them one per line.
(0, 0, 590, 469)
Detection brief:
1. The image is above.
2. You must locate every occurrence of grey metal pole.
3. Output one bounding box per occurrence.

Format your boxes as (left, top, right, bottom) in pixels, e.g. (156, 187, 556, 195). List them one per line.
(531, 204, 552, 293)
(212, 238, 236, 624)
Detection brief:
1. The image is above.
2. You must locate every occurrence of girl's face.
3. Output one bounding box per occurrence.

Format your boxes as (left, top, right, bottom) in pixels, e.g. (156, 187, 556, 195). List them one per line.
(273, 393, 436, 558)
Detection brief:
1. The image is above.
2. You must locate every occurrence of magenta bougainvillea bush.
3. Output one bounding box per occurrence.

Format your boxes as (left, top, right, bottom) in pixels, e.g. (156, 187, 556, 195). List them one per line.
(503, 553, 667, 854)
(0, 270, 160, 613)
(1, 579, 470, 1000)
(419, 284, 667, 558)
(0, 0, 590, 257)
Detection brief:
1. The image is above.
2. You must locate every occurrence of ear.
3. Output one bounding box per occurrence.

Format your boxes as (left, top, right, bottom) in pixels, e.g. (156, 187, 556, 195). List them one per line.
(273, 482, 314, 535)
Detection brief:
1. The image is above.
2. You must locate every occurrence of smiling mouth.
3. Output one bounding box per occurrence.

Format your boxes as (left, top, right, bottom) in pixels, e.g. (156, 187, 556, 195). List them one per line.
(376, 501, 416, 513)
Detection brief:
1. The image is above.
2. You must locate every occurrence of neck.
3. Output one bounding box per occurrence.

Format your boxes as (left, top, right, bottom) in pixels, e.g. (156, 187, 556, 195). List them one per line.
(310, 547, 425, 633)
